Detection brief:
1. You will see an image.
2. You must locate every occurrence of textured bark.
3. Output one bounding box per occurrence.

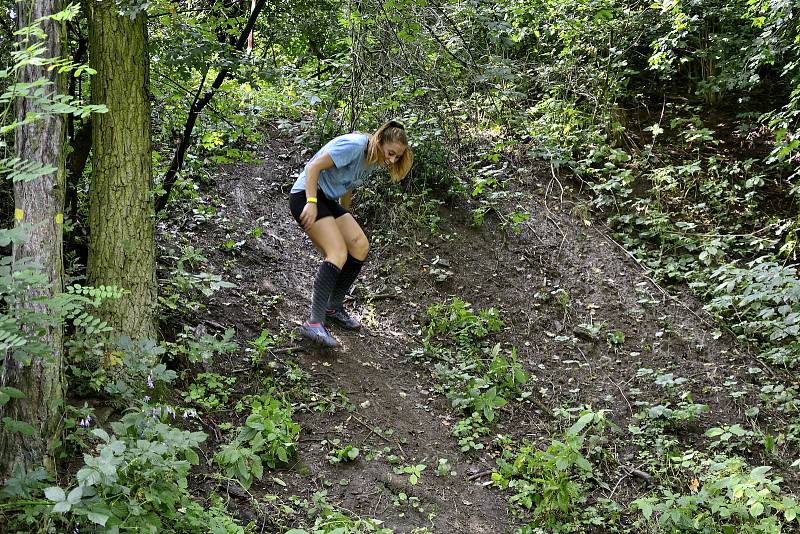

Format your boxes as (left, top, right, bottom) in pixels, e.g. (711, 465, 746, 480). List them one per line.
(87, 1, 157, 339)
(0, 0, 66, 473)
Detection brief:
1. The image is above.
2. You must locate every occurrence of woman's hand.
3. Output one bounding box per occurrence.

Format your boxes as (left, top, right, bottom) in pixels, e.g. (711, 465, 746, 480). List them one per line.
(300, 202, 318, 231)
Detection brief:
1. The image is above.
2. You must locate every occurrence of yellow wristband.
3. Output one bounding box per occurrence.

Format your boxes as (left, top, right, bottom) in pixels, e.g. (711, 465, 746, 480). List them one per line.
(307, 197, 318, 204)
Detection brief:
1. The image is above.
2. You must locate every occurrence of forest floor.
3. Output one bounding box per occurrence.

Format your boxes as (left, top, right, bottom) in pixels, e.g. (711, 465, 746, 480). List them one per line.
(158, 129, 799, 533)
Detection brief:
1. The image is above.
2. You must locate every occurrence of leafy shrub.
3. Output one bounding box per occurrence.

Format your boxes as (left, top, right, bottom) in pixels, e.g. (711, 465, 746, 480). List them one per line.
(705, 259, 800, 367)
(633, 457, 800, 533)
(0, 465, 53, 531)
(425, 298, 503, 349)
(492, 410, 611, 526)
(286, 491, 392, 534)
(0, 229, 122, 370)
(183, 372, 236, 411)
(166, 326, 238, 365)
(215, 393, 301, 488)
(41, 409, 236, 533)
(421, 299, 531, 449)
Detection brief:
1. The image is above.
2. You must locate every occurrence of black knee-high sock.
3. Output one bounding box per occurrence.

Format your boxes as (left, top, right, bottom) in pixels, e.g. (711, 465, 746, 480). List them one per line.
(327, 254, 364, 312)
(310, 261, 341, 323)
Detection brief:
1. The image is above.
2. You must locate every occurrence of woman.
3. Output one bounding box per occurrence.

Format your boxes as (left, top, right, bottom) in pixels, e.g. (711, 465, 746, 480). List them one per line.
(289, 120, 413, 347)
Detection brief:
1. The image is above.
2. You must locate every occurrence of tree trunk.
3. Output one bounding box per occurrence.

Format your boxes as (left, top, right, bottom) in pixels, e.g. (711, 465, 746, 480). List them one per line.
(86, 0, 156, 340)
(0, 0, 66, 473)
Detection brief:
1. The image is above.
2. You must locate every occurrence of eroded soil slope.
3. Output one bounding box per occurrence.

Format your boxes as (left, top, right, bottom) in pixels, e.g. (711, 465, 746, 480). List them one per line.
(159, 134, 797, 533)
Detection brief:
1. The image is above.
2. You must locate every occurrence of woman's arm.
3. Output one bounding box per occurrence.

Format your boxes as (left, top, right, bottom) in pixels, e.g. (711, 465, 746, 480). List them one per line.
(304, 153, 336, 199)
(300, 154, 336, 230)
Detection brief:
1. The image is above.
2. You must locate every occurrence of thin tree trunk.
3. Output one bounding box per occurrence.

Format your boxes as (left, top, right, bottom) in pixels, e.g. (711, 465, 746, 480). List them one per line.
(154, 0, 266, 213)
(87, 0, 156, 339)
(0, 0, 66, 473)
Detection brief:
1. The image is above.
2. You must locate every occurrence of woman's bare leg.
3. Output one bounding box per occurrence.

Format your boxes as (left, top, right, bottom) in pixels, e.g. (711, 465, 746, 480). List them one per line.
(306, 216, 348, 267)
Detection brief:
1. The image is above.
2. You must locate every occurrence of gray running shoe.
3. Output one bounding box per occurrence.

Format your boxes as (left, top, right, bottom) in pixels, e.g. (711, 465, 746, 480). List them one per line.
(324, 307, 362, 331)
(299, 322, 340, 348)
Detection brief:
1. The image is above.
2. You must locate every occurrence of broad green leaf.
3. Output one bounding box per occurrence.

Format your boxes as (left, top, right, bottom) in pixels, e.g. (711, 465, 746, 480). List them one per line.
(0, 387, 25, 399)
(52, 500, 71, 513)
(569, 412, 595, 435)
(3, 417, 35, 436)
(67, 486, 83, 504)
(44, 486, 65, 502)
(92, 428, 110, 442)
(750, 501, 764, 517)
(87, 511, 110, 526)
(750, 466, 771, 477)
(185, 448, 199, 465)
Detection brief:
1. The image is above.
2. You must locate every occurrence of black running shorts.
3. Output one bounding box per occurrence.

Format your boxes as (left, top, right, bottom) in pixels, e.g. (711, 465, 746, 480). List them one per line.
(289, 189, 349, 227)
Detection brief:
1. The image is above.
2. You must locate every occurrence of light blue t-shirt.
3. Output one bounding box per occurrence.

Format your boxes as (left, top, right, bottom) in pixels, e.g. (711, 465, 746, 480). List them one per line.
(291, 133, 378, 199)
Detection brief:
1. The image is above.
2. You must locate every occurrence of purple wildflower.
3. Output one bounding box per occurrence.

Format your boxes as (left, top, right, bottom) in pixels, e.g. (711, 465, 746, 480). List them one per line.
(143, 395, 150, 402)
(147, 374, 154, 389)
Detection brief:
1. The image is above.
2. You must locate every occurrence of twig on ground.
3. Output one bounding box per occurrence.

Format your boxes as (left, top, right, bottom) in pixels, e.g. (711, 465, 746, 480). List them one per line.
(530, 395, 555, 418)
(466, 469, 494, 481)
(366, 292, 402, 300)
(268, 346, 303, 355)
(608, 464, 653, 500)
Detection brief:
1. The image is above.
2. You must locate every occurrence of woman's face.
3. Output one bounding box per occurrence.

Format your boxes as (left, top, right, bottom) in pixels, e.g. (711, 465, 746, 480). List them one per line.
(381, 141, 406, 166)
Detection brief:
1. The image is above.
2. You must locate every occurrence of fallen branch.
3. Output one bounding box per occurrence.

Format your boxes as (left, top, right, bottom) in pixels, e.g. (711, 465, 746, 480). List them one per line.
(365, 292, 402, 301)
(466, 469, 493, 481)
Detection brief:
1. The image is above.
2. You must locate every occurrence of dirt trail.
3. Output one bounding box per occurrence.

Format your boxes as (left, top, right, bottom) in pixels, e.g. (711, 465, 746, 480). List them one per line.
(160, 137, 795, 533)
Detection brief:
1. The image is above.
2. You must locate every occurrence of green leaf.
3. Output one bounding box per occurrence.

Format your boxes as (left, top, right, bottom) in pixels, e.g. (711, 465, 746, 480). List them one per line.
(483, 405, 495, 422)
(575, 455, 592, 473)
(569, 412, 595, 435)
(87, 511, 110, 526)
(52, 500, 71, 513)
(750, 466, 771, 477)
(750, 501, 764, 517)
(3, 417, 35, 436)
(785, 507, 797, 522)
(5, 159, 58, 183)
(251, 458, 263, 481)
(0, 387, 25, 400)
(185, 448, 199, 465)
(44, 486, 66, 502)
(637, 499, 654, 519)
(67, 486, 83, 504)
(595, 8, 614, 21)
(92, 428, 110, 442)
(730, 424, 748, 437)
